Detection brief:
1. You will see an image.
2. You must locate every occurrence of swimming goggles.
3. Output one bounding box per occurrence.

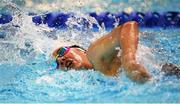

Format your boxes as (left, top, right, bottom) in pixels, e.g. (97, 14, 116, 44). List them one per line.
(55, 47, 70, 60)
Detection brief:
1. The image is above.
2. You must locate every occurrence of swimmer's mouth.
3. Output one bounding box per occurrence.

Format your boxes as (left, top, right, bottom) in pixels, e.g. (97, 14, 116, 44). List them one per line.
(66, 60, 73, 69)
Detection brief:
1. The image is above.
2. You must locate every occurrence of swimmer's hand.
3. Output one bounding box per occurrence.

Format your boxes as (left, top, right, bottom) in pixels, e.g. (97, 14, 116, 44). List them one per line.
(124, 62, 151, 84)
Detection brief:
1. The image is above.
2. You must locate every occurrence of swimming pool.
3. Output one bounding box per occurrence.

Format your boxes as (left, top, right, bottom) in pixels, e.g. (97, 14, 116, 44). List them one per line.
(0, 0, 180, 103)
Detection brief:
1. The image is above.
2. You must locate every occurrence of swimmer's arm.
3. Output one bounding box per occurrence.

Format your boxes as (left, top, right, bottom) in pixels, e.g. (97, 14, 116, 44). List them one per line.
(123, 61, 152, 83)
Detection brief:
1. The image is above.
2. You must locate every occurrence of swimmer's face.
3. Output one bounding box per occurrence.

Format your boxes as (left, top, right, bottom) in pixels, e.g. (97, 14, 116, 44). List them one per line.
(55, 48, 86, 70)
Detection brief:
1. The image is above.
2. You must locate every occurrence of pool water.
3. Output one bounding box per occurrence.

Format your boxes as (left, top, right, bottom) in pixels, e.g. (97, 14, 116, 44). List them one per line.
(0, 0, 180, 103)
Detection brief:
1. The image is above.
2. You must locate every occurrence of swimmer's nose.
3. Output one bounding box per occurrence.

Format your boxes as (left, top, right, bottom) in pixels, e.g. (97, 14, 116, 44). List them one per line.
(57, 57, 66, 67)
(59, 57, 73, 67)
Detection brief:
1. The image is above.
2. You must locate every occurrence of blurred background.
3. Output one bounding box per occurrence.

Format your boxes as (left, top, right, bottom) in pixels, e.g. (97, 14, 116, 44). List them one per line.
(0, 0, 180, 14)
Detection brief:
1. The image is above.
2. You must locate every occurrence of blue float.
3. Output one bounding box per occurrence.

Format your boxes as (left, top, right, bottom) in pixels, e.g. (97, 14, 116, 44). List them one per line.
(31, 11, 180, 29)
(129, 12, 144, 26)
(43, 12, 70, 28)
(89, 12, 99, 29)
(32, 15, 42, 25)
(1, 11, 180, 29)
(0, 14, 13, 24)
(99, 12, 115, 28)
(164, 12, 179, 27)
(143, 12, 161, 27)
(89, 12, 116, 29)
(115, 12, 129, 25)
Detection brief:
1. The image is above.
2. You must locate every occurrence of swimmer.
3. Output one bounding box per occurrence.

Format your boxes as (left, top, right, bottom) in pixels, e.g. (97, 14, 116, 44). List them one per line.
(53, 21, 152, 83)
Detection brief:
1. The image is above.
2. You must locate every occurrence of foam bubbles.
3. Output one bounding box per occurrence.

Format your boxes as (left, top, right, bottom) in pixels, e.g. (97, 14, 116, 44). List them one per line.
(36, 75, 54, 84)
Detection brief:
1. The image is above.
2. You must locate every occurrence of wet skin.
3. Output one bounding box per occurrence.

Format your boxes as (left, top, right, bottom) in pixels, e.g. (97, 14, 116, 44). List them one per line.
(54, 47, 93, 70)
(53, 21, 151, 83)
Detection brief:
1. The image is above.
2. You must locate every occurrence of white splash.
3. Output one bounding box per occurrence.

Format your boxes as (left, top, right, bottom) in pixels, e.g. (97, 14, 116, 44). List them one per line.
(35, 75, 54, 84)
(136, 44, 161, 70)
